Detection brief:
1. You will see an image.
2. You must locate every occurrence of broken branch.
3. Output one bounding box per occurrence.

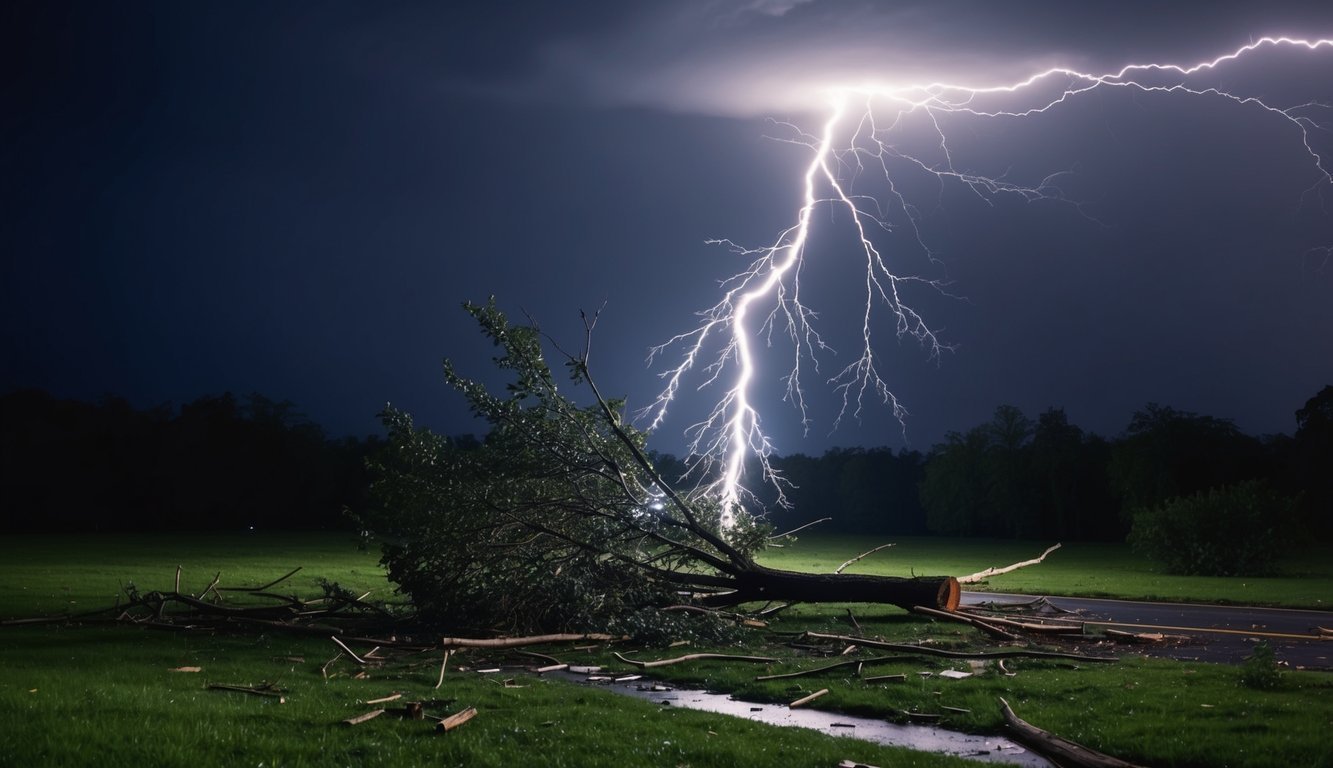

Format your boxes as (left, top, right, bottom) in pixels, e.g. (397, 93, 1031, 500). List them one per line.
(958, 544, 1062, 584)
(437, 707, 478, 733)
(834, 543, 896, 574)
(789, 688, 829, 708)
(613, 651, 777, 669)
(801, 632, 1116, 663)
(343, 709, 384, 726)
(440, 633, 617, 649)
(999, 697, 1146, 768)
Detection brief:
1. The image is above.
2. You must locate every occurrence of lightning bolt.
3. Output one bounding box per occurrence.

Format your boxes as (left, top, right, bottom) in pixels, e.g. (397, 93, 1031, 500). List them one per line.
(645, 36, 1333, 529)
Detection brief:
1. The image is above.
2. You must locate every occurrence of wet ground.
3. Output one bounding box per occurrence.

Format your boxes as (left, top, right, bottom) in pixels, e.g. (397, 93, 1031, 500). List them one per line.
(558, 671, 1052, 767)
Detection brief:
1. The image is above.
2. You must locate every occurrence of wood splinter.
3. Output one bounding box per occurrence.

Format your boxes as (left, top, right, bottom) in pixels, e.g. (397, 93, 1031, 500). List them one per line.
(437, 707, 478, 733)
(788, 688, 828, 708)
(343, 709, 384, 726)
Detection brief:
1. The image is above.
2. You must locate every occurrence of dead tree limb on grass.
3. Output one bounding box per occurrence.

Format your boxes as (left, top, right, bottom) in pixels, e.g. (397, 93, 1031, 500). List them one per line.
(999, 697, 1147, 768)
(958, 544, 1062, 584)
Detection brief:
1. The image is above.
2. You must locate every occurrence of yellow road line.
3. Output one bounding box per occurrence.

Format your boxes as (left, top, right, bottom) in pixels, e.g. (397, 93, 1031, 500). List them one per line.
(1085, 620, 1326, 642)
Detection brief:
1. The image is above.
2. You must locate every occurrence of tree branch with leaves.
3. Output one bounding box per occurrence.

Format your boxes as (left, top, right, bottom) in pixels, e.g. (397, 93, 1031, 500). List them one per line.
(364, 299, 957, 637)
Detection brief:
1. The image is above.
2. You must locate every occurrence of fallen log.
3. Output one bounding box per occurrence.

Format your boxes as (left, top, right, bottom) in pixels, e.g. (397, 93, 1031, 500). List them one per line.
(999, 697, 1147, 768)
(701, 565, 960, 613)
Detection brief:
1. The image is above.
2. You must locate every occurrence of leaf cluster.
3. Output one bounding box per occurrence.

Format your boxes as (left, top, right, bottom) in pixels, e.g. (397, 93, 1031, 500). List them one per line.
(363, 300, 766, 635)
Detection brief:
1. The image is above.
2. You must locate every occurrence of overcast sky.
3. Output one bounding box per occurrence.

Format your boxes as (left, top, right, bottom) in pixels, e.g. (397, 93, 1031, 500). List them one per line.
(4, 1, 1333, 455)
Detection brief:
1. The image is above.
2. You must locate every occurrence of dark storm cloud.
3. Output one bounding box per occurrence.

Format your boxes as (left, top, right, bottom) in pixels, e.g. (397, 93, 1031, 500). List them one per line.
(458, 0, 1333, 116)
(2, 1, 1331, 452)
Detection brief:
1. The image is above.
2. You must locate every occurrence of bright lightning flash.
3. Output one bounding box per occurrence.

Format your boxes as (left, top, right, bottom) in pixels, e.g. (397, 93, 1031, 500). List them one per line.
(645, 36, 1333, 530)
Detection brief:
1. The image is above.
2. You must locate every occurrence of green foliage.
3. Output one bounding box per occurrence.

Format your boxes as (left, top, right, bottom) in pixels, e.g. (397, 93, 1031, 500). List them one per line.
(1109, 403, 1266, 517)
(364, 299, 764, 636)
(1241, 641, 1283, 690)
(0, 389, 373, 532)
(920, 405, 1118, 539)
(1128, 480, 1298, 576)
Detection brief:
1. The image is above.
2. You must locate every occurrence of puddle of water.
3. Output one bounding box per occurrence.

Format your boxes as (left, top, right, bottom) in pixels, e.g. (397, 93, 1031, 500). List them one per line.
(555, 672, 1051, 767)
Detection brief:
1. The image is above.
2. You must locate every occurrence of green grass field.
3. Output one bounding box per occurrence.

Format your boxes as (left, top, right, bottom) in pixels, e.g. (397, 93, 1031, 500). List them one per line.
(759, 535, 1333, 609)
(1, 532, 1329, 767)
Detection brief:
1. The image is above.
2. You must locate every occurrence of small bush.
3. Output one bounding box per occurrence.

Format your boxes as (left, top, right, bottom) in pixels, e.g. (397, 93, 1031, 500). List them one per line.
(1128, 480, 1296, 576)
(1240, 642, 1282, 689)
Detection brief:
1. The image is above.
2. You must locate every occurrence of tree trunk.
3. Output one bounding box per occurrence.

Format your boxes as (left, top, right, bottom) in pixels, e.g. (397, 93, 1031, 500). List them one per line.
(702, 565, 960, 612)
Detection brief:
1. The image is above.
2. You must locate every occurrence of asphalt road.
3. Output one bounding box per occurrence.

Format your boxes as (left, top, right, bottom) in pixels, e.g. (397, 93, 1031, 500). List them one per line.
(960, 591, 1333, 670)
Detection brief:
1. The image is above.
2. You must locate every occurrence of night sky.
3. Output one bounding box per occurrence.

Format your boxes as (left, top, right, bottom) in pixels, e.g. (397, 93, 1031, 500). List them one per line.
(5, 1, 1333, 456)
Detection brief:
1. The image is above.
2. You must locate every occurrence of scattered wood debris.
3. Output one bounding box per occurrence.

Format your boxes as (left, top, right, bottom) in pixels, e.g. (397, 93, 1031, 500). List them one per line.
(958, 544, 1062, 584)
(206, 682, 287, 702)
(437, 707, 478, 733)
(834, 543, 896, 574)
(788, 688, 828, 708)
(1000, 696, 1147, 768)
(800, 632, 1116, 663)
(614, 651, 777, 669)
(343, 709, 385, 726)
(441, 633, 618, 649)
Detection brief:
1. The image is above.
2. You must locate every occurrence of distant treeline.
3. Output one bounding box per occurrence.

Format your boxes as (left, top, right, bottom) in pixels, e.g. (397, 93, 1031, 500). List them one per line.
(3, 386, 1329, 540)
(0, 390, 377, 532)
(661, 386, 1333, 542)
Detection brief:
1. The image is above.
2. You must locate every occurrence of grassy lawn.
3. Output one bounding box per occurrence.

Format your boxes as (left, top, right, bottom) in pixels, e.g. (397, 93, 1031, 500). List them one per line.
(759, 535, 1333, 609)
(1, 532, 1329, 767)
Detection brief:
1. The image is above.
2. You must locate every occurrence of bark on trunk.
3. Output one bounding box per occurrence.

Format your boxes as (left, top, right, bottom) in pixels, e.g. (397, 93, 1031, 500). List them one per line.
(702, 565, 960, 612)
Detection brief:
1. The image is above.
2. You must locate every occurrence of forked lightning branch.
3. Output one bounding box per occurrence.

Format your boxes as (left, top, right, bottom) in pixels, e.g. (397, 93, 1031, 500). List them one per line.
(643, 37, 1333, 528)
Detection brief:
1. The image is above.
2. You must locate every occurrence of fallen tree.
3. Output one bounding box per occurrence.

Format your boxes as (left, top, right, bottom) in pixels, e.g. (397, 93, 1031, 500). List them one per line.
(362, 300, 958, 636)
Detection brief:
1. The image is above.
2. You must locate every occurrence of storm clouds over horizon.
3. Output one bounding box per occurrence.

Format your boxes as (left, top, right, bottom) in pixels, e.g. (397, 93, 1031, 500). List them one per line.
(4, 1, 1332, 454)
